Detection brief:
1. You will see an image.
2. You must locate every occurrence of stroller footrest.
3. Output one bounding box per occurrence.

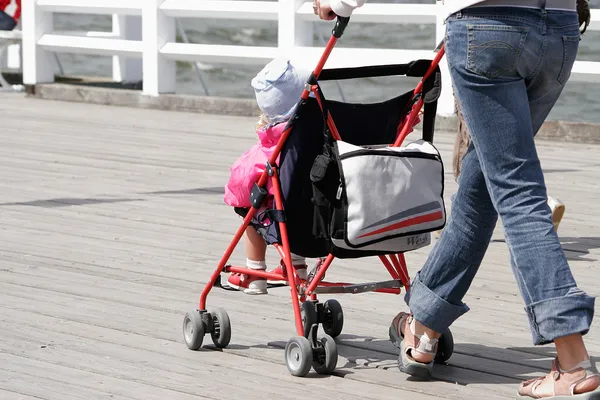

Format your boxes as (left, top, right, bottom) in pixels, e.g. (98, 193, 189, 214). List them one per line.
(313, 279, 402, 294)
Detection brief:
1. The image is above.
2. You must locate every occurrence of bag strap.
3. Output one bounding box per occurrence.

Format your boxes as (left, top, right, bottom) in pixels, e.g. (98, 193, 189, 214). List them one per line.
(313, 83, 336, 145)
(421, 100, 437, 143)
(420, 67, 442, 144)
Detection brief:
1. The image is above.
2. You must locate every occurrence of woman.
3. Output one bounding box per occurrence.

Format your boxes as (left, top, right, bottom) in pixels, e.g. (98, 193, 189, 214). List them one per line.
(314, 0, 599, 398)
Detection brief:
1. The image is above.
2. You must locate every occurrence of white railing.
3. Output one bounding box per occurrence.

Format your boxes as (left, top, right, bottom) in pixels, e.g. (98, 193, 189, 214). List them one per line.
(18, 0, 600, 116)
(0, 30, 23, 90)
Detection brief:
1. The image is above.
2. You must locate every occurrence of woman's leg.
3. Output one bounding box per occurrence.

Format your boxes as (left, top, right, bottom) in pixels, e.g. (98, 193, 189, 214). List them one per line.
(396, 141, 498, 365)
(398, 7, 595, 387)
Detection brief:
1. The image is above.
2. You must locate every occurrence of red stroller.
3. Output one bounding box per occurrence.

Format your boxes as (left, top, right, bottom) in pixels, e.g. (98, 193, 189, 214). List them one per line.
(182, 16, 453, 377)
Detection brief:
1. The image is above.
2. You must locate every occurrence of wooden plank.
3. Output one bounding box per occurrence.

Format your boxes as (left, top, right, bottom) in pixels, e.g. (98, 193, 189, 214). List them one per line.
(0, 354, 211, 400)
(0, 389, 46, 400)
(0, 309, 444, 400)
(1, 93, 599, 399)
(0, 305, 511, 400)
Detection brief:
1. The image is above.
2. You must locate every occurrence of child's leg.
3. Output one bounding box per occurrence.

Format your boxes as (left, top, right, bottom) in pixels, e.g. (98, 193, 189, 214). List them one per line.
(267, 252, 308, 285)
(245, 225, 267, 261)
(439, 97, 566, 237)
(227, 226, 268, 295)
(290, 253, 308, 280)
(437, 195, 566, 237)
(290, 253, 306, 266)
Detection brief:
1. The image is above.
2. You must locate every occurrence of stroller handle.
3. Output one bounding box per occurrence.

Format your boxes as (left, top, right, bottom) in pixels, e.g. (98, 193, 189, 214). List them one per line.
(332, 16, 350, 38)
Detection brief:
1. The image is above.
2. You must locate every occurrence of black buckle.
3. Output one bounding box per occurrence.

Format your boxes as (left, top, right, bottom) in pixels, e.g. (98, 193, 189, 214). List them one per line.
(250, 184, 268, 209)
(266, 162, 276, 177)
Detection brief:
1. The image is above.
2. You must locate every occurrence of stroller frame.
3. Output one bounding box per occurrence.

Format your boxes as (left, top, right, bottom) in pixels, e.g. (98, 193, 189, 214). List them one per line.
(183, 17, 451, 377)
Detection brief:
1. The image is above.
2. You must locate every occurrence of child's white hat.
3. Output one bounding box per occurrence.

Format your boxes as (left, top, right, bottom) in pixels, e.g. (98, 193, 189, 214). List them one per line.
(251, 57, 312, 124)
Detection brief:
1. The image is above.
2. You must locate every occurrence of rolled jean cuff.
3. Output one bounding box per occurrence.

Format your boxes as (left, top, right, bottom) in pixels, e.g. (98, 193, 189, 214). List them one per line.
(526, 288, 595, 345)
(404, 272, 469, 333)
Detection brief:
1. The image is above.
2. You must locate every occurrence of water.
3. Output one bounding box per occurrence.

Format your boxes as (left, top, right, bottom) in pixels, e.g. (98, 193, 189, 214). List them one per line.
(53, 0, 600, 123)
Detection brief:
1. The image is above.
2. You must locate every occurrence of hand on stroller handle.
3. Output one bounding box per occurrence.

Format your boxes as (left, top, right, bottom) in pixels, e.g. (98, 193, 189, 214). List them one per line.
(332, 16, 350, 38)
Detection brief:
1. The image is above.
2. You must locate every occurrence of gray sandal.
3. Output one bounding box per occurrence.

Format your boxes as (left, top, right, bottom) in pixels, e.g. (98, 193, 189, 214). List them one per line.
(389, 312, 438, 379)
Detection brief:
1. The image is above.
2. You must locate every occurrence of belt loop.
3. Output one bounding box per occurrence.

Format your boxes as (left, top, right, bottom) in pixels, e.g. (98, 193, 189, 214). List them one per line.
(540, 0, 547, 34)
(456, 10, 462, 19)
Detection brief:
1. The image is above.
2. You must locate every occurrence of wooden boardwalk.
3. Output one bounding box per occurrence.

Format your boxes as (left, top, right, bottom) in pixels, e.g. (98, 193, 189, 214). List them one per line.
(0, 92, 599, 400)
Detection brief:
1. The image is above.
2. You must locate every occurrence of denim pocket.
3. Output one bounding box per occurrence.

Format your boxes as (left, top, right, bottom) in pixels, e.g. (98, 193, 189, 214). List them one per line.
(557, 35, 579, 85)
(466, 25, 529, 79)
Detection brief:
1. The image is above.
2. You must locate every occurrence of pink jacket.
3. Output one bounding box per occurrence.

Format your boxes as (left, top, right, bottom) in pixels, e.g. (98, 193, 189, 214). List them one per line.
(224, 122, 287, 208)
(223, 114, 420, 208)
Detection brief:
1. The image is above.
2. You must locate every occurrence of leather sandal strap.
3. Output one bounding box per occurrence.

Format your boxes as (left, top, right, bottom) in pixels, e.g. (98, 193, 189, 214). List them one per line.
(567, 363, 600, 396)
(403, 314, 438, 356)
(552, 358, 599, 396)
(519, 359, 600, 398)
(519, 375, 549, 399)
(531, 378, 547, 399)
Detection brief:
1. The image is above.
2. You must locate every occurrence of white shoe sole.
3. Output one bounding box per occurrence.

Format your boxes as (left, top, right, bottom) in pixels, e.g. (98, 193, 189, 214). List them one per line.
(226, 278, 268, 295)
(242, 287, 268, 295)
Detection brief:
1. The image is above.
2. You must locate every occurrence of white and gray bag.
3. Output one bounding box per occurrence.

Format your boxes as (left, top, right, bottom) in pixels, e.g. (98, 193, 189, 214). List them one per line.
(327, 139, 446, 254)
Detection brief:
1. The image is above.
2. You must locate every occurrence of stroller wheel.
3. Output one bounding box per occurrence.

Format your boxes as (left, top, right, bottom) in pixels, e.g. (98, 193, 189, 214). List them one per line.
(209, 307, 231, 349)
(312, 334, 338, 375)
(183, 310, 205, 350)
(285, 336, 313, 377)
(301, 301, 318, 338)
(322, 299, 344, 338)
(435, 328, 454, 364)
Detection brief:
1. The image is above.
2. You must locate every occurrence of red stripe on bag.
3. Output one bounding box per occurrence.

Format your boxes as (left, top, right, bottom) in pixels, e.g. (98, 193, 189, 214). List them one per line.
(357, 211, 443, 239)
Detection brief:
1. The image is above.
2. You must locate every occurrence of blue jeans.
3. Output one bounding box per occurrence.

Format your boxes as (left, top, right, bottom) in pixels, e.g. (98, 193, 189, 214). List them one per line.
(0, 11, 16, 31)
(405, 6, 595, 345)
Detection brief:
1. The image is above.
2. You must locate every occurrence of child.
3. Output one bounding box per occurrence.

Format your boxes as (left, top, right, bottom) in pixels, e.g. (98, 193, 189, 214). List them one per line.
(223, 57, 311, 295)
(451, 97, 566, 231)
(434, 98, 566, 240)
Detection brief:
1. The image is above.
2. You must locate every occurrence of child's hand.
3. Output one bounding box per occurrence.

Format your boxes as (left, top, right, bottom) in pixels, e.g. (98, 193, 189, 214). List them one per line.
(313, 0, 336, 20)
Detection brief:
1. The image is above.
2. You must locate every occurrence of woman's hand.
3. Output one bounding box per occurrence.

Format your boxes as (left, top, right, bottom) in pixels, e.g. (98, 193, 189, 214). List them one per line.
(313, 0, 336, 20)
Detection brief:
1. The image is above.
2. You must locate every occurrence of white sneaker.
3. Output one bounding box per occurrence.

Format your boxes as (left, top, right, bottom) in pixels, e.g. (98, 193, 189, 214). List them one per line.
(547, 196, 565, 232)
(226, 272, 268, 295)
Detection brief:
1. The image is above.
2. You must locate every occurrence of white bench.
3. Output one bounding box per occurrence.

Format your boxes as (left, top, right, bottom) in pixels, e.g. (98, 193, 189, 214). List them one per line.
(0, 29, 23, 91)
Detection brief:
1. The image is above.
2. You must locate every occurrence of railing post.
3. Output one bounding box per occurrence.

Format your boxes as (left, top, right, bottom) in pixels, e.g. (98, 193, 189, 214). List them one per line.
(112, 15, 143, 82)
(142, 0, 176, 96)
(6, 43, 21, 70)
(435, 1, 455, 116)
(2, 42, 20, 70)
(278, 0, 313, 55)
(22, 0, 54, 84)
